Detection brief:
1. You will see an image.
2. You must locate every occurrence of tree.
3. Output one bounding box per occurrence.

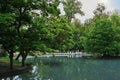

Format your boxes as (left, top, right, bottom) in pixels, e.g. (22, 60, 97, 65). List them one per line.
(93, 3, 109, 21)
(61, 0, 84, 21)
(11, 0, 40, 66)
(14, 0, 60, 66)
(82, 18, 117, 57)
(0, 13, 17, 69)
(0, 0, 61, 68)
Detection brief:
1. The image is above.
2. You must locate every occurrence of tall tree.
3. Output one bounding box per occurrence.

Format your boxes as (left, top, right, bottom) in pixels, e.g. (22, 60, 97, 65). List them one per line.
(14, 0, 60, 66)
(61, 0, 84, 21)
(10, 0, 41, 67)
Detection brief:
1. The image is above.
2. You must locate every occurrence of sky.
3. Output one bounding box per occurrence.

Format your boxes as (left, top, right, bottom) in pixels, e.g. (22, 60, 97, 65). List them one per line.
(58, 0, 120, 23)
(77, 0, 120, 23)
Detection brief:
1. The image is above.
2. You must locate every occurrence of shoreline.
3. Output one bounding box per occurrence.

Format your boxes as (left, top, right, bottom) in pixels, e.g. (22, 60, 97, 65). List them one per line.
(0, 62, 32, 78)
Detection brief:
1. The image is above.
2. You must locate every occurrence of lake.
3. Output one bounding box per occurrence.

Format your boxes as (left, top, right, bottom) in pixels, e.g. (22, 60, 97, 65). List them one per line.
(1, 57, 120, 80)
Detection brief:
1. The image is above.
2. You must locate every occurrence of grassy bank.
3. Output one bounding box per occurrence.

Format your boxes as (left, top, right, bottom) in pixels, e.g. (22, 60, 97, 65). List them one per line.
(0, 56, 21, 65)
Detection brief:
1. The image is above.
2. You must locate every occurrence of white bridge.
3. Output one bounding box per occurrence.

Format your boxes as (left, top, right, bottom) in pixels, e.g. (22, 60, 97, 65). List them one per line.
(25, 52, 92, 61)
(39, 52, 92, 58)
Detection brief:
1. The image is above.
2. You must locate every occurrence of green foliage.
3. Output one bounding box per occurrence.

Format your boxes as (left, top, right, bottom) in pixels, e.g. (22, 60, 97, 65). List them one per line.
(71, 19, 85, 51)
(39, 0, 60, 17)
(0, 13, 17, 52)
(110, 13, 120, 55)
(0, 0, 62, 68)
(49, 17, 74, 51)
(33, 16, 74, 52)
(82, 18, 120, 56)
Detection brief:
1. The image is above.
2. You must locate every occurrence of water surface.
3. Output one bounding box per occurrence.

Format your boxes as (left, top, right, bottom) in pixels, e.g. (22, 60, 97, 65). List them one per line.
(1, 57, 120, 80)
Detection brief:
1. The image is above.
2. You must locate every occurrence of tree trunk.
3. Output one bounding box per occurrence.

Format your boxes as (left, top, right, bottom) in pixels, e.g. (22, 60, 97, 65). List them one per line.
(21, 53, 27, 67)
(9, 51, 14, 69)
(15, 53, 21, 60)
(21, 53, 25, 67)
(21, 50, 28, 67)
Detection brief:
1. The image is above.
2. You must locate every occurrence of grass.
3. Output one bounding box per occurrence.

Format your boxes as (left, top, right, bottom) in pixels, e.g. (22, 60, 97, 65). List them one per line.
(0, 56, 34, 66)
(0, 56, 10, 66)
(0, 56, 21, 66)
(0, 56, 9, 62)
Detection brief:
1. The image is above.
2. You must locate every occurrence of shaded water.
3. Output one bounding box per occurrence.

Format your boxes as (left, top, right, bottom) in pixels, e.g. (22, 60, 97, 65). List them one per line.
(1, 57, 120, 80)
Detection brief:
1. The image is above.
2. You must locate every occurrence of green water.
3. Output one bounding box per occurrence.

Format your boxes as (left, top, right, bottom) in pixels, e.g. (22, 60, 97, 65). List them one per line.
(1, 57, 120, 80)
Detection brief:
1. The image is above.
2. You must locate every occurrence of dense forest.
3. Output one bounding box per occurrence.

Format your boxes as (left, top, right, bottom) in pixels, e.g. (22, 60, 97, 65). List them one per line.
(0, 0, 120, 69)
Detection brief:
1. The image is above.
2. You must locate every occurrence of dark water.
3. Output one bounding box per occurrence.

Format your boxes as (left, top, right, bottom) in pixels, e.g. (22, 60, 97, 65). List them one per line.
(1, 57, 120, 80)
